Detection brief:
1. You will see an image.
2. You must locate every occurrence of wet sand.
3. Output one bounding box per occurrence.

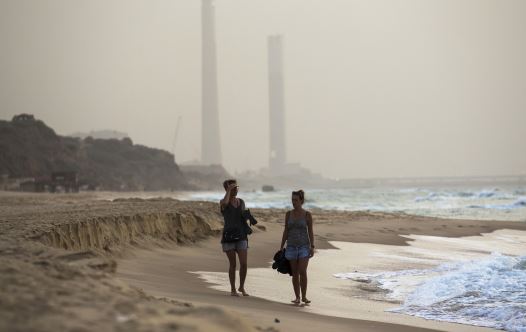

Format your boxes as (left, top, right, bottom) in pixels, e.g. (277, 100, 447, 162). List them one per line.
(117, 206, 526, 332)
(2, 191, 526, 332)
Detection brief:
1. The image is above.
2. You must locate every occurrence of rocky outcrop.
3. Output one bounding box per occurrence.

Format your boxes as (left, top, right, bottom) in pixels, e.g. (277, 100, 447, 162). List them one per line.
(0, 114, 188, 190)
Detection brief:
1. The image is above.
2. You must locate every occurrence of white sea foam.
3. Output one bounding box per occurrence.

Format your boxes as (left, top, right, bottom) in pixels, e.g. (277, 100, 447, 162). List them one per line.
(392, 254, 526, 332)
(334, 232, 526, 332)
(181, 186, 526, 221)
(193, 229, 526, 331)
(467, 197, 526, 210)
(336, 255, 526, 331)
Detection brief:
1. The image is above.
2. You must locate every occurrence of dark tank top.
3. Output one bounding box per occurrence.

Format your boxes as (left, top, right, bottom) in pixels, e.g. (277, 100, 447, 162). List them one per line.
(221, 198, 247, 242)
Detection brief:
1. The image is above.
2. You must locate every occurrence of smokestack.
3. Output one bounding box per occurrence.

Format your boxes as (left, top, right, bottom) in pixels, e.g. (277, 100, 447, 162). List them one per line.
(201, 0, 222, 165)
(268, 35, 286, 173)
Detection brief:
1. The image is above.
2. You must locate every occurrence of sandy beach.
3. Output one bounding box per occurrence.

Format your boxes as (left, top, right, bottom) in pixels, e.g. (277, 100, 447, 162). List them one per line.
(2, 1, 525, 331)
(1, 192, 526, 332)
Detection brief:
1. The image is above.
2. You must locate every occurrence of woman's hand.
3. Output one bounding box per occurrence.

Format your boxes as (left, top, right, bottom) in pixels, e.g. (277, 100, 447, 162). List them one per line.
(309, 247, 315, 258)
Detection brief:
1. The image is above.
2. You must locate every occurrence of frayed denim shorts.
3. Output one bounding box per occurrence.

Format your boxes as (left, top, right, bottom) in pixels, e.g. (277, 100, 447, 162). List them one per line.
(285, 245, 310, 260)
(222, 240, 248, 252)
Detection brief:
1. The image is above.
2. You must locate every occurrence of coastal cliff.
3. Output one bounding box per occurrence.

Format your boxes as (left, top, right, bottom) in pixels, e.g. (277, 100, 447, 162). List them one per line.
(0, 114, 188, 191)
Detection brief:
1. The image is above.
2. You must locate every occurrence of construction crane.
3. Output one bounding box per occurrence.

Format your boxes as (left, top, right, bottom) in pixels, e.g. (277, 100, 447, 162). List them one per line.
(172, 116, 182, 162)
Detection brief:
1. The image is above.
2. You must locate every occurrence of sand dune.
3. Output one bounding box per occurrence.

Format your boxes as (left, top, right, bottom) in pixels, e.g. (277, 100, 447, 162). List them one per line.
(0, 193, 263, 332)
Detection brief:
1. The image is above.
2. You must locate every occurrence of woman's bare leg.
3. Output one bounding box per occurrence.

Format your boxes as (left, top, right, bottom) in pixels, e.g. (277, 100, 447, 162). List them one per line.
(236, 249, 249, 296)
(298, 258, 310, 303)
(289, 260, 300, 303)
(225, 250, 239, 296)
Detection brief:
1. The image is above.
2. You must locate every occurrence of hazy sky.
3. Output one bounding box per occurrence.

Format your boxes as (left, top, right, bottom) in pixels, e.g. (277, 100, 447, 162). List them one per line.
(1, 0, 525, 179)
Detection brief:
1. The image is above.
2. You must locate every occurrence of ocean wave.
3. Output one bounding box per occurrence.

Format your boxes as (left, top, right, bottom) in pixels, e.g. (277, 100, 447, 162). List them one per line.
(389, 254, 526, 332)
(245, 201, 289, 209)
(476, 189, 498, 198)
(398, 188, 424, 193)
(414, 192, 441, 202)
(414, 189, 508, 203)
(181, 187, 526, 221)
(335, 254, 526, 331)
(467, 197, 526, 210)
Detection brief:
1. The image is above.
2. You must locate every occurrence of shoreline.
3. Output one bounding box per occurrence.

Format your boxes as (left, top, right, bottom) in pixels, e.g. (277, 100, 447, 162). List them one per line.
(191, 229, 526, 330)
(1, 192, 525, 331)
(116, 208, 526, 332)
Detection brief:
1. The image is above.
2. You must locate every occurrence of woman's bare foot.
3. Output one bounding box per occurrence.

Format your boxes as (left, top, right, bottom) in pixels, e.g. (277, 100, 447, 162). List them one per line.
(230, 290, 240, 297)
(291, 298, 300, 304)
(302, 298, 311, 304)
(238, 288, 249, 296)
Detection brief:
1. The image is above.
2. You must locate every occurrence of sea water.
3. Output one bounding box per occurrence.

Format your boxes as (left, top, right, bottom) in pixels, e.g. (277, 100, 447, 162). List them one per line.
(186, 186, 526, 222)
(335, 253, 526, 331)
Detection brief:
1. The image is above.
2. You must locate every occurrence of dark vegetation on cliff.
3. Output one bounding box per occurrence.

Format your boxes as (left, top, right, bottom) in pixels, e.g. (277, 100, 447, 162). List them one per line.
(0, 114, 189, 190)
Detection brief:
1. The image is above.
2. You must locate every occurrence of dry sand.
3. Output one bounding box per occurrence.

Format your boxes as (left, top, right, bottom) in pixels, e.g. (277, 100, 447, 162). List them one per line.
(1, 191, 526, 332)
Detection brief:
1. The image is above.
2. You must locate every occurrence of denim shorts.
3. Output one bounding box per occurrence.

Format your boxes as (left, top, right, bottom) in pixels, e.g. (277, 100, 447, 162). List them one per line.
(285, 245, 310, 260)
(222, 240, 248, 252)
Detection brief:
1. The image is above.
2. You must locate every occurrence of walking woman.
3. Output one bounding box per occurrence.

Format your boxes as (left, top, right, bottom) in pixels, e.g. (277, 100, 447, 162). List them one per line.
(220, 179, 250, 297)
(279, 190, 315, 304)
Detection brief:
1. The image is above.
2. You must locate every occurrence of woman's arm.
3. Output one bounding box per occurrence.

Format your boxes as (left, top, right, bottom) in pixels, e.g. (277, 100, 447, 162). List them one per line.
(280, 211, 289, 250)
(219, 184, 235, 210)
(306, 211, 315, 257)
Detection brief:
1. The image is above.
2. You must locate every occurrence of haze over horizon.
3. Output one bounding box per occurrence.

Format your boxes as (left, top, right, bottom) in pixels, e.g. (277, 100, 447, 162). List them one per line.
(1, 0, 525, 179)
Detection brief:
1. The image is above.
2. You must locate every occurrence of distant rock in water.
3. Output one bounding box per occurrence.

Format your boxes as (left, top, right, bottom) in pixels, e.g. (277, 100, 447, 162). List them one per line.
(262, 185, 275, 192)
(0, 114, 189, 191)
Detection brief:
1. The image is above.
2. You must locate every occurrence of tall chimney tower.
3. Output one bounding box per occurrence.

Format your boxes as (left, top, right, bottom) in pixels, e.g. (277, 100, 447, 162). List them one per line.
(201, 0, 222, 165)
(268, 35, 286, 173)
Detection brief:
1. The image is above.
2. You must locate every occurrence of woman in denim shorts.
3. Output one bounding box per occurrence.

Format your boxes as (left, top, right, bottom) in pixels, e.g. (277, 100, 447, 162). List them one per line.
(279, 190, 315, 304)
(220, 179, 250, 297)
